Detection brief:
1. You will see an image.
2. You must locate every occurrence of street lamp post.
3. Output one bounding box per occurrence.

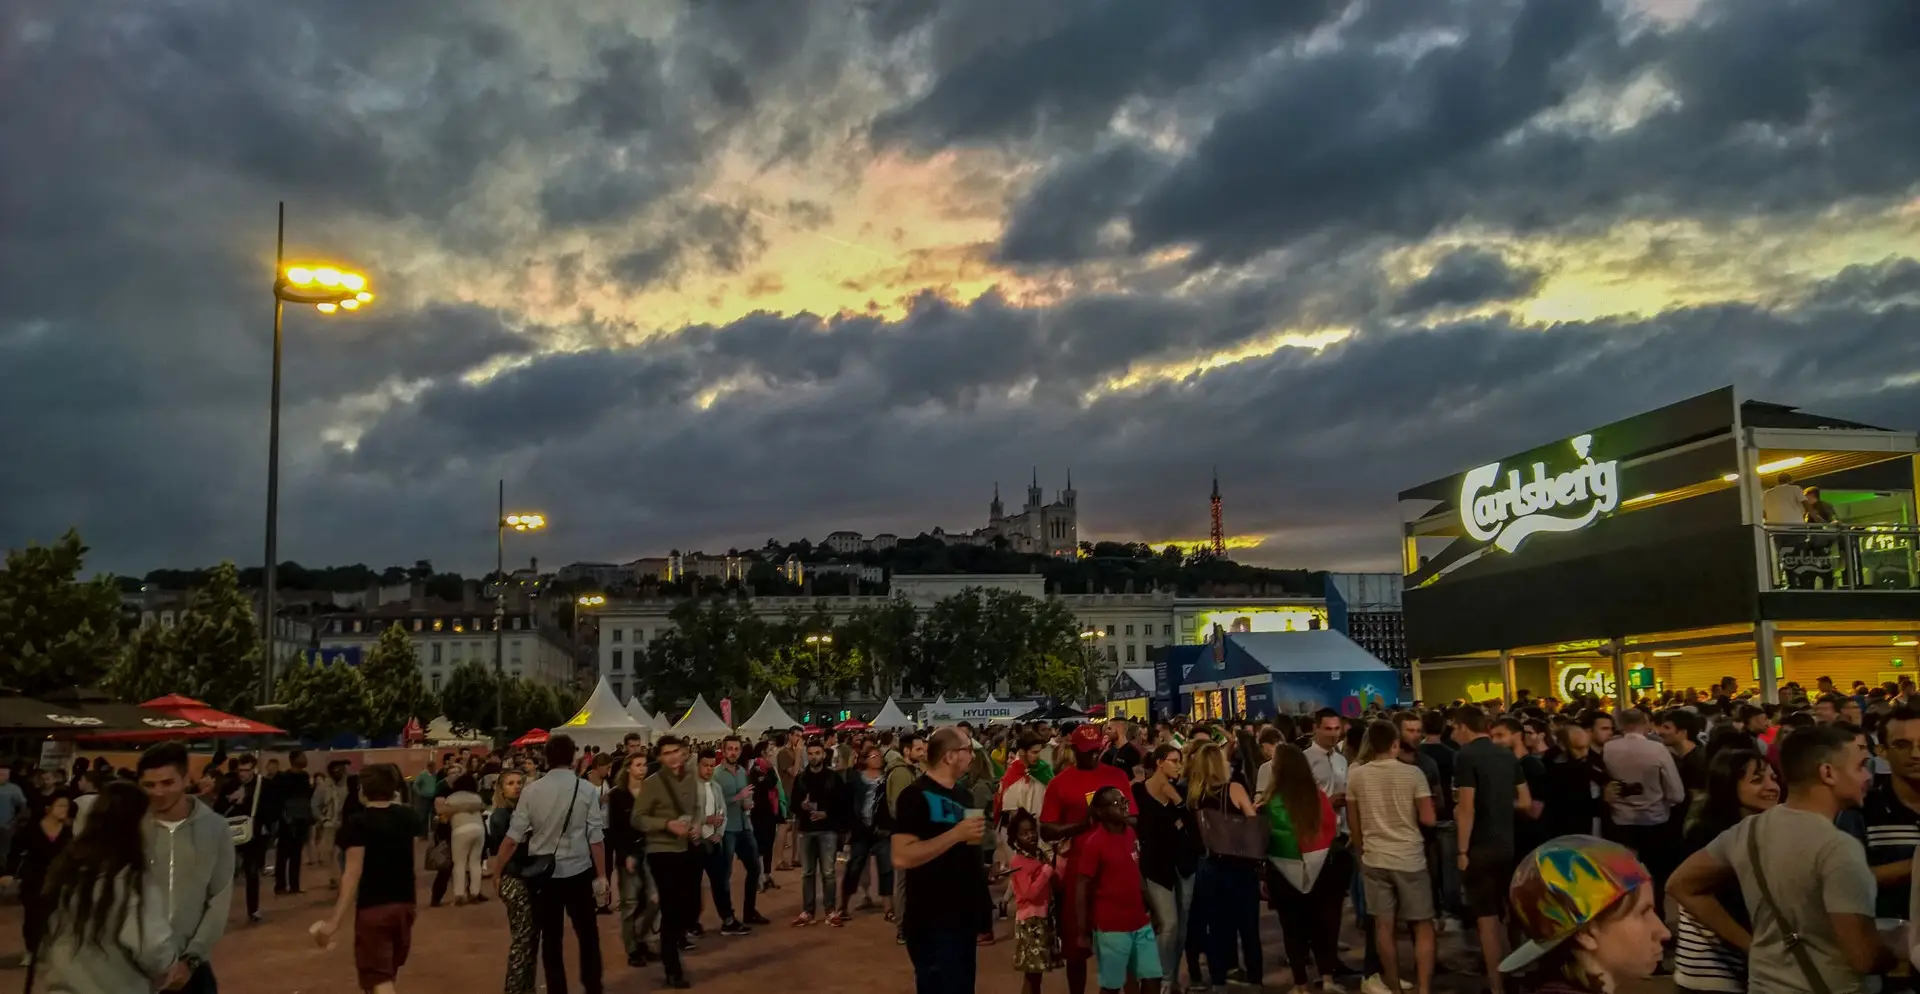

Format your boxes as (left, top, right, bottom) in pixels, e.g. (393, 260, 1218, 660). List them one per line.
(494, 479, 546, 742)
(1079, 628, 1105, 707)
(261, 202, 376, 704)
(807, 633, 834, 718)
(574, 594, 606, 680)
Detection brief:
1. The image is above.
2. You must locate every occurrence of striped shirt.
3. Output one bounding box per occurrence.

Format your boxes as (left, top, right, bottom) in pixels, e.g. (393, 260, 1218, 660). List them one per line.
(1673, 906, 1745, 992)
(1863, 783, 1920, 919)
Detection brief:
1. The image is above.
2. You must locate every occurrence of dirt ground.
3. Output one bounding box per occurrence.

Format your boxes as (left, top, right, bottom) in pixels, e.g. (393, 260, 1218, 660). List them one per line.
(0, 852, 1674, 993)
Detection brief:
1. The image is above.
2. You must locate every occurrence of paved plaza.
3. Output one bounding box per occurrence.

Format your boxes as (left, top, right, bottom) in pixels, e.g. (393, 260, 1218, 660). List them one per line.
(0, 855, 1672, 993)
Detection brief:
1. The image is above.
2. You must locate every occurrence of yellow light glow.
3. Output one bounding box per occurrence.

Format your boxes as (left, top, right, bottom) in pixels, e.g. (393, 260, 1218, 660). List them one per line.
(1755, 456, 1807, 475)
(314, 267, 342, 287)
(1722, 473, 1739, 482)
(341, 273, 366, 292)
(1652, 650, 1683, 657)
(1622, 493, 1660, 506)
(1782, 641, 1806, 647)
(315, 302, 337, 314)
(356, 291, 373, 303)
(339, 298, 360, 310)
(1897, 639, 1920, 647)
(285, 267, 313, 285)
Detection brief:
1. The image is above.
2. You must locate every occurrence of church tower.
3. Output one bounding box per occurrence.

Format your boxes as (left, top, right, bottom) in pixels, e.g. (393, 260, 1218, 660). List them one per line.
(990, 482, 1004, 524)
(1026, 467, 1043, 511)
(1062, 468, 1077, 508)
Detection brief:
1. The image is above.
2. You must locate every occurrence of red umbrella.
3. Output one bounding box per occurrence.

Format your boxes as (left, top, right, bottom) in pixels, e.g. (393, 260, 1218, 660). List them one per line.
(511, 728, 550, 748)
(802, 724, 824, 736)
(80, 695, 284, 740)
(140, 695, 285, 735)
(833, 718, 868, 731)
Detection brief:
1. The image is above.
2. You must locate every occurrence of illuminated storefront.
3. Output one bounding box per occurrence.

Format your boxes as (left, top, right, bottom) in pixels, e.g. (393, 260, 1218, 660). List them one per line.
(1106, 668, 1154, 721)
(1186, 606, 1329, 639)
(1403, 388, 1920, 704)
(1183, 629, 1400, 719)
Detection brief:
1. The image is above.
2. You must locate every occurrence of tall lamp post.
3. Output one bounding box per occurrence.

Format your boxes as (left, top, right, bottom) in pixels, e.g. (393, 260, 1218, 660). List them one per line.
(1079, 628, 1106, 707)
(574, 594, 606, 685)
(807, 633, 834, 719)
(495, 479, 546, 742)
(262, 202, 376, 704)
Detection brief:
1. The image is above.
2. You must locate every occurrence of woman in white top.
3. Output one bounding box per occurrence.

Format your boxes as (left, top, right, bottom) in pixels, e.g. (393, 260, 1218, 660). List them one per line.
(441, 774, 489, 905)
(39, 781, 175, 994)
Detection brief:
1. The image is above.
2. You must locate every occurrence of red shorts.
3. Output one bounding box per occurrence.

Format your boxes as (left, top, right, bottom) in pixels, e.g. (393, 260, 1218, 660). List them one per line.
(354, 902, 416, 990)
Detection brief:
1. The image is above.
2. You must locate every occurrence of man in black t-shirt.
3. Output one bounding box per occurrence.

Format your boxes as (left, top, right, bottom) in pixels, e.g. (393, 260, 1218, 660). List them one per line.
(313, 764, 422, 994)
(890, 727, 991, 994)
(1657, 708, 1708, 807)
(1101, 719, 1142, 779)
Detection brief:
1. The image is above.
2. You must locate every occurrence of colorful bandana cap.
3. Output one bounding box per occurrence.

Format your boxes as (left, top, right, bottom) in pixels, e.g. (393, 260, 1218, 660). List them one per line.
(1499, 835, 1651, 974)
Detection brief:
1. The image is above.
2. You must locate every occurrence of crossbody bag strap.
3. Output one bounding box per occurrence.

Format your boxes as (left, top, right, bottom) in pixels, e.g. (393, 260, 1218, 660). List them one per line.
(1745, 819, 1833, 994)
(543, 781, 580, 856)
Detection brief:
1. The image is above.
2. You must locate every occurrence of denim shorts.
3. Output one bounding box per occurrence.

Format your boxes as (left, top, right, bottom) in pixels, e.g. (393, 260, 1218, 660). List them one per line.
(1094, 926, 1162, 989)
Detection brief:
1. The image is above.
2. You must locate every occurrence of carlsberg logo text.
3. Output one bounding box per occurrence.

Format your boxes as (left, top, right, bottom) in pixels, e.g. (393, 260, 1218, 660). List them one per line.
(1460, 433, 1619, 552)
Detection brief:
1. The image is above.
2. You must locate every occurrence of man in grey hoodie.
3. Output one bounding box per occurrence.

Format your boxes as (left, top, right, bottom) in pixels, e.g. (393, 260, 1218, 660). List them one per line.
(136, 743, 235, 994)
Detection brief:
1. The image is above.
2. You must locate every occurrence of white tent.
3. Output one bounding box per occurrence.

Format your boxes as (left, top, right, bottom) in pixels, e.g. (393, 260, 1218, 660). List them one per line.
(623, 698, 656, 731)
(654, 710, 671, 729)
(868, 697, 913, 731)
(671, 695, 734, 740)
(550, 676, 648, 749)
(738, 692, 799, 734)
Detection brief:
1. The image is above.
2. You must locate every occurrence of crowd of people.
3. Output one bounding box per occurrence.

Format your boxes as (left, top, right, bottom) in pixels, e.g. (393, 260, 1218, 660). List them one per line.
(9, 671, 1920, 994)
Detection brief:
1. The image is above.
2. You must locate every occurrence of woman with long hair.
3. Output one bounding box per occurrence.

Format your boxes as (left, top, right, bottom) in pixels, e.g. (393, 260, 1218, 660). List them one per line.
(1264, 743, 1343, 992)
(1186, 740, 1263, 989)
(37, 782, 174, 993)
(487, 770, 539, 994)
(608, 754, 659, 967)
(1672, 749, 1776, 992)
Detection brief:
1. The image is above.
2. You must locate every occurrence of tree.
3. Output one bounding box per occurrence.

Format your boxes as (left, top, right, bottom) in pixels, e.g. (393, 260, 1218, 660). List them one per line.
(360, 621, 428, 739)
(0, 530, 124, 697)
(840, 596, 919, 700)
(274, 656, 370, 741)
(107, 622, 180, 705)
(161, 562, 262, 715)
(437, 661, 498, 735)
(502, 679, 570, 734)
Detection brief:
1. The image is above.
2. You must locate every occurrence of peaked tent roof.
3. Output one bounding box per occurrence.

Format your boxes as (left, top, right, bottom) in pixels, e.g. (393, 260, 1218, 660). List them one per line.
(623, 698, 656, 729)
(868, 697, 913, 730)
(654, 711, 670, 729)
(1227, 630, 1396, 674)
(737, 693, 799, 733)
(671, 695, 733, 738)
(553, 677, 646, 733)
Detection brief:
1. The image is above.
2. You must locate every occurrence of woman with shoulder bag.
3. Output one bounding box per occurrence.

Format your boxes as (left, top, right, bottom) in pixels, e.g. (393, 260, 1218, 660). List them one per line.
(1186, 741, 1265, 989)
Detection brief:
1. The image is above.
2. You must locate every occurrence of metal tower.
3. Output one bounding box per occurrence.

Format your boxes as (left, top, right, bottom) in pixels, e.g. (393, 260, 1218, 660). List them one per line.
(1210, 469, 1225, 558)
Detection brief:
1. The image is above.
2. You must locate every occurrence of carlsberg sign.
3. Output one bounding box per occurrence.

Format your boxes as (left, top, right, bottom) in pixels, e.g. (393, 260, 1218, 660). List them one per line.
(1460, 433, 1619, 552)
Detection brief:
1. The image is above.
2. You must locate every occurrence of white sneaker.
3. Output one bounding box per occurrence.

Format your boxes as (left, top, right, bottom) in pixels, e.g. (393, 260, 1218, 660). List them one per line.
(1360, 975, 1393, 994)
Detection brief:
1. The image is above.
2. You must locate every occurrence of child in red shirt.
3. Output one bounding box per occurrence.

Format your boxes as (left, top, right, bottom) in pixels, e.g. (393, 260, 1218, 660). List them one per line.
(1073, 786, 1162, 994)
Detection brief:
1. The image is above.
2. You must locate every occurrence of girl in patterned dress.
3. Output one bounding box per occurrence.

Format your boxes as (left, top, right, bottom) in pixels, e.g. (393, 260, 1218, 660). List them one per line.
(1006, 810, 1061, 992)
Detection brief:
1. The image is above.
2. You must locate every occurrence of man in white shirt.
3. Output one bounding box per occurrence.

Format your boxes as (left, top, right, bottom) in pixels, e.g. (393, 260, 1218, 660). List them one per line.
(1762, 473, 1807, 524)
(1348, 720, 1438, 994)
(692, 747, 738, 936)
(1303, 708, 1351, 831)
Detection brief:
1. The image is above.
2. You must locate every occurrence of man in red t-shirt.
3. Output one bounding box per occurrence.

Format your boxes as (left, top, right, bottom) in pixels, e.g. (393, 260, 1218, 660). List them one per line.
(1042, 723, 1137, 994)
(1075, 785, 1162, 994)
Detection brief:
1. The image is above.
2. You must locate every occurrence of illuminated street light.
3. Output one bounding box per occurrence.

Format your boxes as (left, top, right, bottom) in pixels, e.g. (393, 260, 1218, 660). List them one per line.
(807, 634, 833, 645)
(504, 513, 547, 532)
(494, 481, 550, 742)
(578, 594, 607, 608)
(260, 202, 377, 704)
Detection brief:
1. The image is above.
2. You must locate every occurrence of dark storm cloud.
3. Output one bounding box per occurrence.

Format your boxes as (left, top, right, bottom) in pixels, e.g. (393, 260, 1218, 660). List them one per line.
(1390, 248, 1545, 314)
(976, 0, 1918, 264)
(870, 0, 1346, 150)
(995, 145, 1164, 265)
(311, 262, 1920, 572)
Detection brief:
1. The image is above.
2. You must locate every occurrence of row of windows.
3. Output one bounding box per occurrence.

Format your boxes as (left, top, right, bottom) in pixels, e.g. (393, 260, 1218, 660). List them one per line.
(421, 640, 523, 664)
(1105, 623, 1174, 638)
(331, 615, 531, 635)
(429, 669, 523, 692)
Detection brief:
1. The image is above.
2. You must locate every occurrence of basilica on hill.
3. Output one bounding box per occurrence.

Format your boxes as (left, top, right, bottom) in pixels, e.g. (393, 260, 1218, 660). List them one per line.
(983, 469, 1080, 558)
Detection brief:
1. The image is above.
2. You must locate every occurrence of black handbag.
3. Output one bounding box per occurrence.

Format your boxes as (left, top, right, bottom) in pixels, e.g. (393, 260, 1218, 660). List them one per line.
(515, 781, 583, 883)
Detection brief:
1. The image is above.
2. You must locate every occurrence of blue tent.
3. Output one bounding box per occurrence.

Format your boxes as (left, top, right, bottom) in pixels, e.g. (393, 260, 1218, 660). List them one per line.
(1185, 630, 1400, 720)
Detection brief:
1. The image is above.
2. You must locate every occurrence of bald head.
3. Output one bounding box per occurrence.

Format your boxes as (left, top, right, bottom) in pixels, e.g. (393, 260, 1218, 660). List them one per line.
(927, 726, 969, 767)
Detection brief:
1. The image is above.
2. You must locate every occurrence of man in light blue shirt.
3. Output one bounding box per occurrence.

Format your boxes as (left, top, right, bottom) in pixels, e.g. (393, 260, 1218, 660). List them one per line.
(494, 735, 610, 994)
(710, 735, 769, 929)
(0, 767, 27, 868)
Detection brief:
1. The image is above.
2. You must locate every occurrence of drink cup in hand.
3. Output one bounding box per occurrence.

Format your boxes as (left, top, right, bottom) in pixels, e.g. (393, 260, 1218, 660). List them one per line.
(957, 810, 986, 844)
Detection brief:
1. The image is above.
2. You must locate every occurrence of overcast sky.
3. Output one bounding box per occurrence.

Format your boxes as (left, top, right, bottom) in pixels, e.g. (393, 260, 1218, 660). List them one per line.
(3, 0, 1917, 578)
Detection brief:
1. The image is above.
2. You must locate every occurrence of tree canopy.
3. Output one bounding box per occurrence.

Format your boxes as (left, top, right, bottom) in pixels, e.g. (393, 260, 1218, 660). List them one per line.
(0, 530, 124, 697)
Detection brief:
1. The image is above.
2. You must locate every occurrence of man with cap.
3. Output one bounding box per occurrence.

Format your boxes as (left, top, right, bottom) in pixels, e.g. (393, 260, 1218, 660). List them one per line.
(1501, 835, 1670, 992)
(1041, 723, 1138, 994)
